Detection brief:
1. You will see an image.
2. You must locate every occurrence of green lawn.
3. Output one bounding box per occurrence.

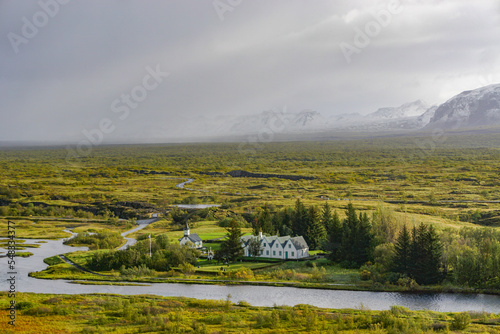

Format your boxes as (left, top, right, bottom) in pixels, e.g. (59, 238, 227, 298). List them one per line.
(130, 220, 253, 242)
(196, 260, 277, 272)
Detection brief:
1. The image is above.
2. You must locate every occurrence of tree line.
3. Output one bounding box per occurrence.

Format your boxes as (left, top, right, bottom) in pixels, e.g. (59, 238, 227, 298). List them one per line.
(253, 200, 448, 286)
(87, 234, 199, 272)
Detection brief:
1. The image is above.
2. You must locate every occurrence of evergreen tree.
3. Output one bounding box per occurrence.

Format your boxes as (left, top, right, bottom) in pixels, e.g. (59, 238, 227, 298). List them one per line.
(353, 212, 374, 265)
(271, 212, 281, 236)
(394, 223, 443, 285)
(338, 203, 374, 266)
(321, 202, 333, 233)
(327, 210, 343, 260)
(409, 223, 427, 282)
(292, 199, 308, 237)
(216, 220, 244, 262)
(393, 225, 411, 275)
(306, 205, 326, 250)
(278, 208, 293, 236)
(338, 203, 358, 264)
(259, 205, 274, 235)
(421, 224, 443, 284)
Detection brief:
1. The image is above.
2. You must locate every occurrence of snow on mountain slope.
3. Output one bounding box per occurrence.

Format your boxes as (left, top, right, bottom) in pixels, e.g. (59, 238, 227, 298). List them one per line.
(226, 109, 330, 134)
(144, 84, 500, 141)
(427, 84, 500, 129)
(367, 100, 429, 119)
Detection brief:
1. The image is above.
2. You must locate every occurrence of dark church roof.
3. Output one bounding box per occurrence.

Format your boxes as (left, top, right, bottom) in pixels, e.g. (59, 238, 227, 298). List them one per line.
(178, 222, 202, 243)
(184, 234, 202, 243)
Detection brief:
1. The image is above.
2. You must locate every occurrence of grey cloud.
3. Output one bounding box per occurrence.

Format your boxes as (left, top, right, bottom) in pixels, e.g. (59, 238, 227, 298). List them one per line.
(1, 0, 499, 142)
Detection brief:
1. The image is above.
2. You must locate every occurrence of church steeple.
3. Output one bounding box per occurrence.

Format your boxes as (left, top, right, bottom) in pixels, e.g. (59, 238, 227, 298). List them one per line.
(184, 222, 190, 237)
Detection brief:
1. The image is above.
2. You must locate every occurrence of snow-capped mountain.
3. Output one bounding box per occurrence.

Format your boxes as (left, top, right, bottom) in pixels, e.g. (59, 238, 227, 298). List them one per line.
(226, 109, 330, 134)
(128, 83, 500, 143)
(367, 100, 429, 119)
(426, 84, 500, 129)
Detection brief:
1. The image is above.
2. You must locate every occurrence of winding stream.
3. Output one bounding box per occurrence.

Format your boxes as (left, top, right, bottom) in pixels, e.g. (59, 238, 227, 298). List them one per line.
(2, 178, 499, 312)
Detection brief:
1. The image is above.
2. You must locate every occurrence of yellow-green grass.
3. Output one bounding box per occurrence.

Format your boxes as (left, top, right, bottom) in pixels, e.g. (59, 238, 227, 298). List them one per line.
(1, 292, 499, 334)
(71, 221, 133, 234)
(0, 218, 134, 240)
(0, 219, 72, 239)
(14, 251, 33, 257)
(195, 260, 276, 273)
(129, 220, 253, 241)
(64, 250, 96, 266)
(261, 259, 360, 284)
(202, 242, 221, 251)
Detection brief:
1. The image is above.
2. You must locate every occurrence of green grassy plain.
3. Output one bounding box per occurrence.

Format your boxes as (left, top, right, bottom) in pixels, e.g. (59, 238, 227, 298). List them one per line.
(3, 136, 500, 331)
(1, 293, 499, 333)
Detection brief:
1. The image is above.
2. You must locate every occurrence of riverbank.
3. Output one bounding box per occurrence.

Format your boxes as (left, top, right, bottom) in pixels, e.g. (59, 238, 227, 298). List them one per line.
(30, 253, 500, 297)
(1, 292, 499, 333)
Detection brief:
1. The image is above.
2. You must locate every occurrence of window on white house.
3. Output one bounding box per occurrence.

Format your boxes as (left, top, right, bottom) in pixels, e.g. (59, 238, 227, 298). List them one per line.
(266, 250, 269, 255)
(273, 251, 276, 255)
(279, 251, 282, 256)
(263, 243, 266, 247)
(289, 244, 291, 248)
(292, 252, 295, 256)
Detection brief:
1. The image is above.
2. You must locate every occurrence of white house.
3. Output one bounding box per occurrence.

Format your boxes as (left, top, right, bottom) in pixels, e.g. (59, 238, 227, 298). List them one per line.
(178, 223, 203, 249)
(240, 232, 309, 260)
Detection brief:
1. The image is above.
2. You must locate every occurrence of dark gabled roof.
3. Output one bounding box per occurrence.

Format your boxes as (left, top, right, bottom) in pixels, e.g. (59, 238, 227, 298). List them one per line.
(188, 233, 202, 243)
(291, 236, 308, 250)
(240, 234, 308, 250)
(178, 233, 202, 243)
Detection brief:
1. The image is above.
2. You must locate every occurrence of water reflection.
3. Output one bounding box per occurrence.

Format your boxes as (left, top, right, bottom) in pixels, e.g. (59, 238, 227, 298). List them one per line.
(1, 238, 500, 313)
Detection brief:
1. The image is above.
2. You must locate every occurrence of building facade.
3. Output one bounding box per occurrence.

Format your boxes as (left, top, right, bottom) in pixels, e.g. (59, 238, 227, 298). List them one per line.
(178, 223, 203, 249)
(241, 232, 309, 259)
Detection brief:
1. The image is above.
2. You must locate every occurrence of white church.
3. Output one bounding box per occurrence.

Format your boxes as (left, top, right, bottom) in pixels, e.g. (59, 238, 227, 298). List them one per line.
(240, 232, 309, 260)
(178, 223, 203, 249)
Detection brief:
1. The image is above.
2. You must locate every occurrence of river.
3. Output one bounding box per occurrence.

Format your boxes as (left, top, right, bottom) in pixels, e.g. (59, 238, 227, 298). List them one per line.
(1, 237, 500, 313)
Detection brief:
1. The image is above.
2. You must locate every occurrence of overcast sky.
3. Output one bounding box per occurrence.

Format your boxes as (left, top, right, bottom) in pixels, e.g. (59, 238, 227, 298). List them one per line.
(1, 0, 499, 143)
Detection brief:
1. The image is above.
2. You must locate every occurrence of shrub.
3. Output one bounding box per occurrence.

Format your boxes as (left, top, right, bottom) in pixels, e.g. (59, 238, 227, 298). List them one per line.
(227, 267, 254, 280)
(451, 312, 470, 330)
(237, 300, 251, 307)
(389, 305, 411, 316)
(360, 269, 371, 281)
(397, 277, 419, 291)
(120, 264, 153, 277)
(24, 306, 53, 316)
(430, 322, 448, 331)
(179, 262, 196, 275)
(311, 263, 327, 281)
(16, 301, 34, 310)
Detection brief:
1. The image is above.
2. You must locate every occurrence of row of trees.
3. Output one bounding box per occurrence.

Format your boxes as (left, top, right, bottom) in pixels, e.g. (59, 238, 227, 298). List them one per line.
(444, 227, 500, 289)
(253, 201, 448, 283)
(253, 200, 329, 251)
(253, 200, 375, 266)
(393, 224, 443, 285)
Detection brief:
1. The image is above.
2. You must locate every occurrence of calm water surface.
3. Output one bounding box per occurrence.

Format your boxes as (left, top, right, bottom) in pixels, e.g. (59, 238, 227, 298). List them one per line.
(2, 238, 500, 313)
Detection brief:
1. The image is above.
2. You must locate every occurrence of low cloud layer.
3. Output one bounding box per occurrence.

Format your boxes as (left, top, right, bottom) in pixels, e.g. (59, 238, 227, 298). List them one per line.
(1, 0, 499, 143)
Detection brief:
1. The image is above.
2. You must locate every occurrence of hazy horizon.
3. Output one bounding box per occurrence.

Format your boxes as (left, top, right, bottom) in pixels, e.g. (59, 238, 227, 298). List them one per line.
(1, 0, 500, 144)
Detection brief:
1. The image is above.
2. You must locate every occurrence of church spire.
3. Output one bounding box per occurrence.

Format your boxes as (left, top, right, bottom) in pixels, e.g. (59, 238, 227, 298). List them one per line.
(184, 222, 190, 236)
